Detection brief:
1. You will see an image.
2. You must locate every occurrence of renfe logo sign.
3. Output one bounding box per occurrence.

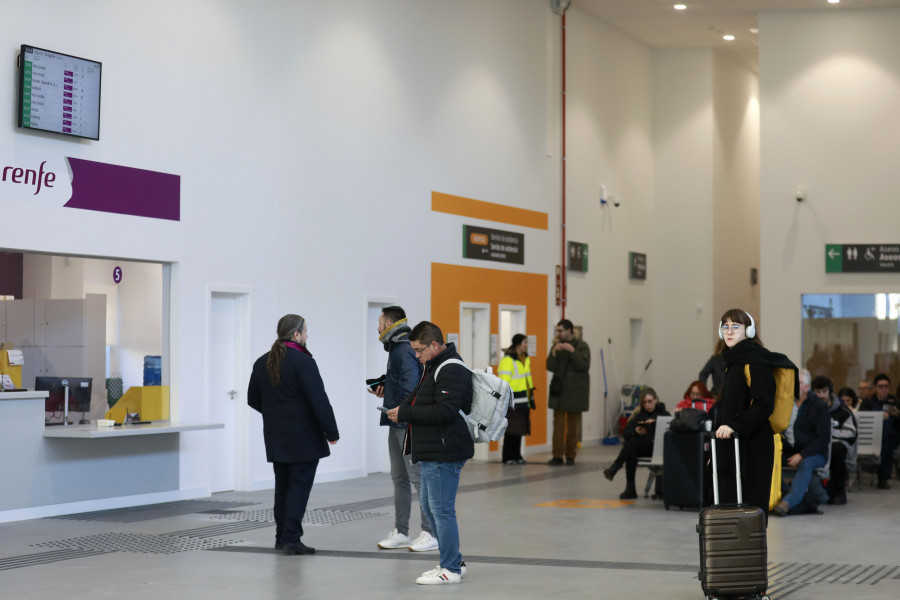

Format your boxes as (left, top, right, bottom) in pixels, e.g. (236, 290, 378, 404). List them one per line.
(0, 154, 180, 221)
(1, 160, 56, 195)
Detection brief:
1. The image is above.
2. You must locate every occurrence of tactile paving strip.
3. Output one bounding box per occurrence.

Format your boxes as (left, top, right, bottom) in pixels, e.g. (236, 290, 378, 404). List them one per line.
(47, 500, 253, 523)
(32, 532, 241, 554)
(208, 507, 387, 526)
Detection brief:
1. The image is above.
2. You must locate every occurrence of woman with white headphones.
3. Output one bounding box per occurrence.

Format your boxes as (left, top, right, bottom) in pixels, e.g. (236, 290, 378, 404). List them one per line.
(713, 309, 777, 514)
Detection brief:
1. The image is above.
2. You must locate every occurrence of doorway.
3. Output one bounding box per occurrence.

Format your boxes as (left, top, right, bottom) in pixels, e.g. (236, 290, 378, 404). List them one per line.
(207, 288, 250, 492)
(499, 305, 527, 354)
(459, 303, 491, 369)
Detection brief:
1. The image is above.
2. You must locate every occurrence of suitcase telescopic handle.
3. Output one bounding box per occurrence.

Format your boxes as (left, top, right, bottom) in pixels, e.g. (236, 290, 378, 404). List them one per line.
(710, 434, 742, 506)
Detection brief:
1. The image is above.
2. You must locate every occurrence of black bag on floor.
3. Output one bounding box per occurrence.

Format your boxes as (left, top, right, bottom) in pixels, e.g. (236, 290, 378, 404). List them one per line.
(663, 431, 705, 510)
(697, 436, 769, 600)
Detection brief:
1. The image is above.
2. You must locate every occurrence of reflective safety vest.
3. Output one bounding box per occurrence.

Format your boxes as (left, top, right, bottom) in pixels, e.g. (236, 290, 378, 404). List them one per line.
(498, 354, 533, 403)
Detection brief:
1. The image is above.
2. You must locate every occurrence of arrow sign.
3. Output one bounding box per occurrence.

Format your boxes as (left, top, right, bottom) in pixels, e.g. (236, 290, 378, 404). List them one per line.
(826, 244, 900, 273)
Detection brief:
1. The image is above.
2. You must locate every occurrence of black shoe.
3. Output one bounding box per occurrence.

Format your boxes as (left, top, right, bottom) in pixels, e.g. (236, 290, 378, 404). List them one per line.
(565, 458, 575, 466)
(603, 464, 619, 481)
(877, 479, 891, 490)
(828, 494, 847, 505)
(547, 457, 564, 466)
(282, 542, 316, 555)
(619, 485, 637, 500)
(274, 543, 283, 551)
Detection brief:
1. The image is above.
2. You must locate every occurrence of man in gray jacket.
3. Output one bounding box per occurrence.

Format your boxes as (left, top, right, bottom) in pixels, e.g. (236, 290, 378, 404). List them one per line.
(546, 319, 591, 465)
(368, 306, 435, 551)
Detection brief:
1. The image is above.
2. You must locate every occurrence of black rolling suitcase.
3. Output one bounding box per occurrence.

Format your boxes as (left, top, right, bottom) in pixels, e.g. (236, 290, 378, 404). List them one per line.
(663, 431, 705, 510)
(697, 436, 769, 600)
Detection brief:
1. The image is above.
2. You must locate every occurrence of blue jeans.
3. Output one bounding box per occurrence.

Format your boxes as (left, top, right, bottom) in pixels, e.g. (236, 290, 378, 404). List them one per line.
(782, 453, 826, 509)
(419, 460, 465, 573)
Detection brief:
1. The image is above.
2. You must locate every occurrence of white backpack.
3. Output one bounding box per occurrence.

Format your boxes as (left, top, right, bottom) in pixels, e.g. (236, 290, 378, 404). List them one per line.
(434, 358, 514, 443)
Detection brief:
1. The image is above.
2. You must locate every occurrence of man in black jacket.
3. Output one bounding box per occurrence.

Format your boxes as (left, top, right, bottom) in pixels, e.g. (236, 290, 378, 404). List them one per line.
(387, 321, 472, 585)
(773, 386, 831, 516)
(812, 375, 856, 505)
(859, 372, 900, 489)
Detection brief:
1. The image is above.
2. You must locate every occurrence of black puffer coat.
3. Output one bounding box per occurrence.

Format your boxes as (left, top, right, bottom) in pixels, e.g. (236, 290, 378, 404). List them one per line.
(398, 343, 474, 463)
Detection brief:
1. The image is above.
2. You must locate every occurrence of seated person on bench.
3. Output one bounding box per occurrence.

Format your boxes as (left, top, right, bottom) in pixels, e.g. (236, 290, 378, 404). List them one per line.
(603, 388, 670, 500)
(813, 376, 856, 505)
(772, 380, 831, 516)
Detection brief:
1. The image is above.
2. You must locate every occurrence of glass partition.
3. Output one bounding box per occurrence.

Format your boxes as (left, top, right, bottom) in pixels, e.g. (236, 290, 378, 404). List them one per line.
(801, 293, 900, 392)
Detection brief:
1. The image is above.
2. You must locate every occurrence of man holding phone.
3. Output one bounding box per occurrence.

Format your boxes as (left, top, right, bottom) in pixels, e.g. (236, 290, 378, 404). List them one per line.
(367, 306, 435, 551)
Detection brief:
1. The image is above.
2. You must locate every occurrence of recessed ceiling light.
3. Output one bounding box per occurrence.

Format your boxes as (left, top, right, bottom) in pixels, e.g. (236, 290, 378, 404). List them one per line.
(674, 4, 687, 10)
(750, 28, 759, 34)
(828, 0, 840, 4)
(723, 34, 735, 41)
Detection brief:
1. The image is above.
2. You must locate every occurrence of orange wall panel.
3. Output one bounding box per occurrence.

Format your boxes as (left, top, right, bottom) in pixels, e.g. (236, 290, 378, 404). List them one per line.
(431, 263, 548, 447)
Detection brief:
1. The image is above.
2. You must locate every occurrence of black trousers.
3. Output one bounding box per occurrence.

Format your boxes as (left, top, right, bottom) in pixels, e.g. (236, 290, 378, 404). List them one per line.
(273, 460, 319, 545)
(615, 436, 654, 482)
(829, 441, 848, 495)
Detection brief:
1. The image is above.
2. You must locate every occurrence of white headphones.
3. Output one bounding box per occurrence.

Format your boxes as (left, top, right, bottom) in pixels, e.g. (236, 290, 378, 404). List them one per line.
(719, 311, 756, 340)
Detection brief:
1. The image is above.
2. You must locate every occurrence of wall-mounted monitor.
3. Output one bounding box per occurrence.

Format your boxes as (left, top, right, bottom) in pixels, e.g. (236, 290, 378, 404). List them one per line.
(36, 376, 92, 414)
(17, 44, 102, 140)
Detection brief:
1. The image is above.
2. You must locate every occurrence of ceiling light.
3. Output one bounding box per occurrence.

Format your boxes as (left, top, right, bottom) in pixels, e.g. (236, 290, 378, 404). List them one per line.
(674, 3, 687, 9)
(723, 35, 735, 41)
(828, 0, 840, 4)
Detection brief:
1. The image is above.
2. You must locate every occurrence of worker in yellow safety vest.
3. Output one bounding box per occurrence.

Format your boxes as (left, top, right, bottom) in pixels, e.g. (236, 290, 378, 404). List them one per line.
(498, 333, 535, 464)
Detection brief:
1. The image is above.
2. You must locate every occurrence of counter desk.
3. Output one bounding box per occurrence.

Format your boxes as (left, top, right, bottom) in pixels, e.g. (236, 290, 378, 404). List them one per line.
(0, 391, 223, 522)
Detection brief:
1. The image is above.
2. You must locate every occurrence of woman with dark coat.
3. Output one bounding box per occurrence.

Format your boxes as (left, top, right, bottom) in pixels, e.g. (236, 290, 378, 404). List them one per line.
(713, 308, 794, 515)
(603, 388, 670, 499)
(248, 314, 339, 555)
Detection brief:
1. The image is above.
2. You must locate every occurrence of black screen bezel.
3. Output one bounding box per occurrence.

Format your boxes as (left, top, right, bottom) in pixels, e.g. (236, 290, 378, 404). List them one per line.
(17, 44, 102, 141)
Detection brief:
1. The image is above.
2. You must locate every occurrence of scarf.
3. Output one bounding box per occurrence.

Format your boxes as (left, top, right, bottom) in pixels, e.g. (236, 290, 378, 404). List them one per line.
(379, 318, 411, 348)
(284, 340, 312, 357)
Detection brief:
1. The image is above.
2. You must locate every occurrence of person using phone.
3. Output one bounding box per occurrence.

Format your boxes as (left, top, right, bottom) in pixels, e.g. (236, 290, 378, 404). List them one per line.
(367, 306, 434, 552)
(603, 388, 669, 499)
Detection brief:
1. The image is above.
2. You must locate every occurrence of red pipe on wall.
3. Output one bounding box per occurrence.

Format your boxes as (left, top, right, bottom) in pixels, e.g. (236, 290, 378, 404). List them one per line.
(561, 11, 567, 318)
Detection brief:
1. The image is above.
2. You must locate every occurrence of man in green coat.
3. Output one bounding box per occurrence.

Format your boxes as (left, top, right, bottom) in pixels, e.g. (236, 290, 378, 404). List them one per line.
(546, 319, 591, 465)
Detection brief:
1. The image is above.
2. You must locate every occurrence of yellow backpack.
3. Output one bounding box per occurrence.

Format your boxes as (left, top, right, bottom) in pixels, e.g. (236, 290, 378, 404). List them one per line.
(744, 364, 796, 434)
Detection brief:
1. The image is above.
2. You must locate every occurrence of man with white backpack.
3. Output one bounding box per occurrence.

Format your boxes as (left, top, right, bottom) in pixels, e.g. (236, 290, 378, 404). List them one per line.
(386, 321, 472, 585)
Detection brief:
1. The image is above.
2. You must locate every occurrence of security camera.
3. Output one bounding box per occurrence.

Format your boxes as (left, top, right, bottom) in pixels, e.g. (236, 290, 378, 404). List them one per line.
(611, 194, 620, 207)
(795, 188, 806, 202)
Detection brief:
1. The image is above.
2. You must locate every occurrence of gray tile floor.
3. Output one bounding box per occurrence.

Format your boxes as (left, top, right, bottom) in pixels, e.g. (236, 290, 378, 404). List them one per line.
(0, 443, 897, 599)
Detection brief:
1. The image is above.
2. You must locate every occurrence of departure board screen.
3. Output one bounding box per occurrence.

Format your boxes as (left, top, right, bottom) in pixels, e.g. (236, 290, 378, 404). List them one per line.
(18, 45, 102, 140)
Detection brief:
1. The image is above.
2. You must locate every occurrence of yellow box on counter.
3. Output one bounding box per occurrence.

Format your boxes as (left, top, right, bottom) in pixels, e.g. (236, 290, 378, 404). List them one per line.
(105, 386, 170, 423)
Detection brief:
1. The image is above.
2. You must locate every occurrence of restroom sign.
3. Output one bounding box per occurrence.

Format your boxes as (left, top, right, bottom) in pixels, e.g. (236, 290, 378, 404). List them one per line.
(463, 225, 524, 265)
(826, 244, 900, 273)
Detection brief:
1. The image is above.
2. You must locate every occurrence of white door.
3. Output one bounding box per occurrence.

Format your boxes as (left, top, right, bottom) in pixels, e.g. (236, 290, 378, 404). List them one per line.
(499, 305, 527, 353)
(460, 303, 492, 460)
(459, 303, 490, 369)
(365, 302, 392, 474)
(208, 293, 239, 493)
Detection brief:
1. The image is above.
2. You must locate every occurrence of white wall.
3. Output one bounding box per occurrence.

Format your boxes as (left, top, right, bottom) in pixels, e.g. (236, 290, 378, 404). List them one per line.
(651, 49, 715, 405)
(713, 50, 760, 325)
(760, 8, 900, 360)
(565, 9, 654, 439)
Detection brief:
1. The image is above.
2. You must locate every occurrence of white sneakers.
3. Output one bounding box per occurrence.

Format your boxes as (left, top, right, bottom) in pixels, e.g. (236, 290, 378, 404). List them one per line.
(408, 531, 439, 552)
(377, 528, 410, 549)
(416, 563, 465, 585)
